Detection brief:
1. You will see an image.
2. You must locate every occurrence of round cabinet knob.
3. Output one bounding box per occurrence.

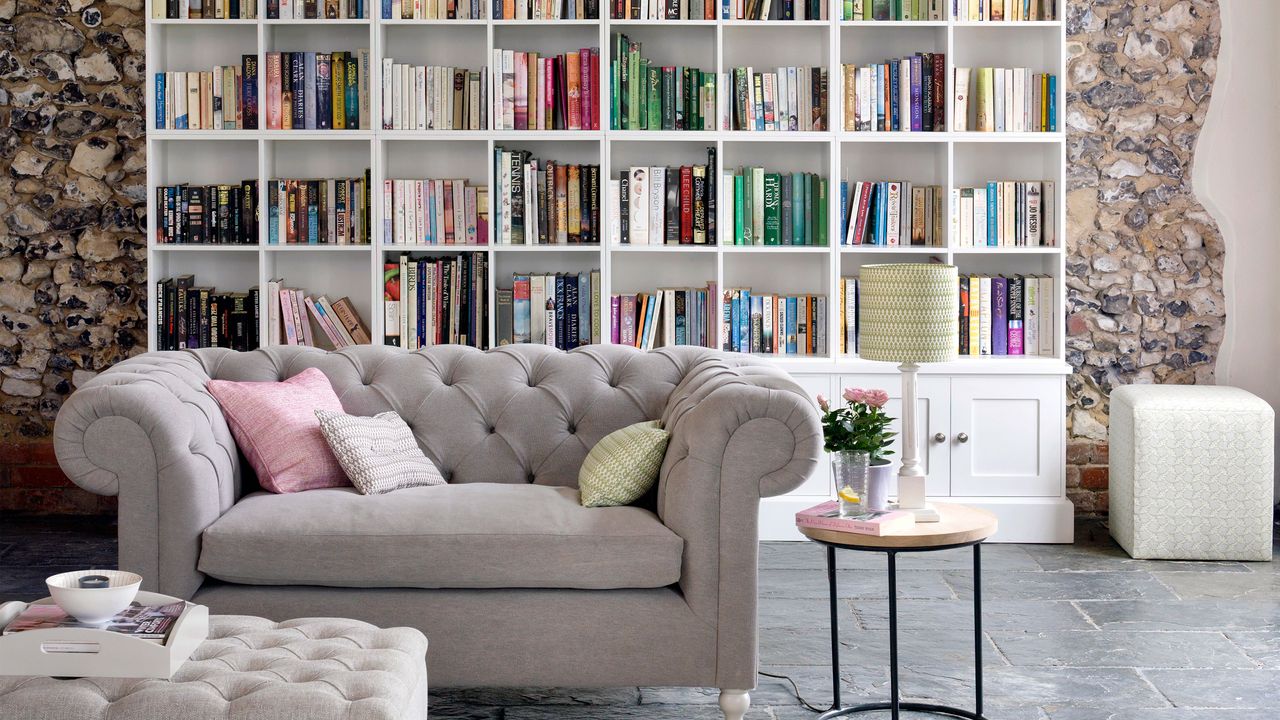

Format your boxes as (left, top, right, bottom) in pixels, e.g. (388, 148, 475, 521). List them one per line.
(933, 432, 946, 443)
(956, 433, 969, 443)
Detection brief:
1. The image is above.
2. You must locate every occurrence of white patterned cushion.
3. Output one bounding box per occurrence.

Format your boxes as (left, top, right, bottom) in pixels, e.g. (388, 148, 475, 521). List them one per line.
(1110, 385, 1275, 561)
(315, 410, 446, 495)
(578, 420, 670, 507)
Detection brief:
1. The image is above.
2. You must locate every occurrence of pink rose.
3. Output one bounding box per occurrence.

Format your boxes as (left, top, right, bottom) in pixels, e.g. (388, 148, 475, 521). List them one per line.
(842, 388, 865, 404)
(864, 389, 890, 408)
(816, 394, 830, 412)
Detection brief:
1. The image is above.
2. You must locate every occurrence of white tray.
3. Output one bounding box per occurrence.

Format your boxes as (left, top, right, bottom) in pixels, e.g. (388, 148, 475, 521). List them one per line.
(0, 591, 209, 679)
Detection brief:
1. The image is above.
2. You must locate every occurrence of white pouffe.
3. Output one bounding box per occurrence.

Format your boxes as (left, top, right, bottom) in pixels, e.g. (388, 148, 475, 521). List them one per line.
(1109, 385, 1274, 561)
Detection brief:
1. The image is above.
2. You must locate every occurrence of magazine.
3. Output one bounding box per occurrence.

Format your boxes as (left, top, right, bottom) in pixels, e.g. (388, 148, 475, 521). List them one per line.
(2, 601, 186, 643)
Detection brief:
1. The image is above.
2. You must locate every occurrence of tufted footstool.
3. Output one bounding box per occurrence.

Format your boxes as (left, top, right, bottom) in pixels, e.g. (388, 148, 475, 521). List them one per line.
(1109, 384, 1275, 561)
(0, 616, 428, 720)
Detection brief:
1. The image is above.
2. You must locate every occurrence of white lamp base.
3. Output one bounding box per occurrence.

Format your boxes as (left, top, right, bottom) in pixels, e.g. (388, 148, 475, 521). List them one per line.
(889, 502, 940, 523)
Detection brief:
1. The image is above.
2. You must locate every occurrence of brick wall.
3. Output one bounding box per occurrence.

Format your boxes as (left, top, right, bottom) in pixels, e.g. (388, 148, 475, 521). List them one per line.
(0, 0, 148, 514)
(1063, 0, 1223, 514)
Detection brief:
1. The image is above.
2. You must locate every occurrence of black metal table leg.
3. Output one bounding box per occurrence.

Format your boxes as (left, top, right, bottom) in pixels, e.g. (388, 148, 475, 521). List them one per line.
(887, 551, 900, 719)
(974, 543, 983, 719)
(828, 545, 841, 712)
(816, 540, 991, 720)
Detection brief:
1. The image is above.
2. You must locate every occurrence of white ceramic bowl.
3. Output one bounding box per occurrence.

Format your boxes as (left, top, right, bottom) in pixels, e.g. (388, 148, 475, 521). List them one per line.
(46, 570, 143, 624)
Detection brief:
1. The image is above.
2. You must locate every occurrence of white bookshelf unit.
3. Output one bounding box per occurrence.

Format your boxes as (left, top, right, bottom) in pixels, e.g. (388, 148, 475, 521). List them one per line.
(146, 1, 1071, 542)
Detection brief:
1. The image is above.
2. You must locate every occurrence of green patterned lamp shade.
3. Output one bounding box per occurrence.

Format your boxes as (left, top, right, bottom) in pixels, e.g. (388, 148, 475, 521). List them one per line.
(858, 264, 959, 364)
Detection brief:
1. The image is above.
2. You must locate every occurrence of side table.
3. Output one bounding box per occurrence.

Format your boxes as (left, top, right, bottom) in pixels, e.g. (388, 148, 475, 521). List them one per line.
(798, 502, 998, 720)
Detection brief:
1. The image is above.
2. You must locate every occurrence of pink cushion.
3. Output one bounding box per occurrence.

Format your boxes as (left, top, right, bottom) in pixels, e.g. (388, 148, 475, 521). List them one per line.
(207, 367, 349, 493)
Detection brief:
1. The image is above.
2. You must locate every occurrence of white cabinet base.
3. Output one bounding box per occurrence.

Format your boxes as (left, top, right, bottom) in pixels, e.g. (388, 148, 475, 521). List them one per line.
(760, 494, 1074, 544)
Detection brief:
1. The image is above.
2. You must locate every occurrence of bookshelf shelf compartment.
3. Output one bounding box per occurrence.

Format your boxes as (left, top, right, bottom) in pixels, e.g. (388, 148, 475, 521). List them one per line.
(147, 0, 1069, 540)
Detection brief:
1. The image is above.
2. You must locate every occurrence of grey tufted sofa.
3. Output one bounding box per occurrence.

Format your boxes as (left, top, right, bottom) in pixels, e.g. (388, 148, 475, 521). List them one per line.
(54, 343, 821, 717)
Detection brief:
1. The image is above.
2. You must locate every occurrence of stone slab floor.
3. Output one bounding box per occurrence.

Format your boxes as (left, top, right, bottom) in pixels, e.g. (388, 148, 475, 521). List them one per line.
(1, 517, 1275, 719)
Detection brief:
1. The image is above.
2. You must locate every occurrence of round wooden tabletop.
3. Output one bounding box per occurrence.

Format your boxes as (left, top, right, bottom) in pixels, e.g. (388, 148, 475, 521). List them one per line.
(798, 502, 999, 550)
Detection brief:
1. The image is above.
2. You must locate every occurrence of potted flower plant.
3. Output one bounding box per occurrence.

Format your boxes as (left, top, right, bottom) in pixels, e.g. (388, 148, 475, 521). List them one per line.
(817, 388, 896, 515)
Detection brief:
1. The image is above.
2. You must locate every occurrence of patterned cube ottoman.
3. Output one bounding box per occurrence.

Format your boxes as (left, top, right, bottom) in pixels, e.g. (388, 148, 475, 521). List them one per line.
(0, 616, 428, 720)
(1109, 385, 1275, 561)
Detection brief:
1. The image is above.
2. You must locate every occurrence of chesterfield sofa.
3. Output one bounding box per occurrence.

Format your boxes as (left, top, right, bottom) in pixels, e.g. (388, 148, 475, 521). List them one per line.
(54, 344, 821, 719)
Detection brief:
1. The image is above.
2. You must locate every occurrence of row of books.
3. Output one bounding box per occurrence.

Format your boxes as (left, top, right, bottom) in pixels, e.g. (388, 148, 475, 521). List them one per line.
(385, 254, 489, 348)
(721, 0, 828, 20)
(388, 0, 596, 17)
(842, 0, 942, 20)
(958, 275, 1053, 355)
(612, 285, 718, 350)
(266, 173, 373, 245)
(494, 149, 602, 244)
(267, 280, 372, 347)
(156, 181, 259, 245)
(498, 272, 603, 348)
(154, 60, 259, 131)
(611, 152, 718, 246)
(836, 275, 1054, 356)
(724, 168, 828, 247)
(841, 180, 944, 247)
(953, 0, 1055, 21)
(840, 0, 1054, 21)
(728, 66, 829, 132)
(611, 35, 716, 132)
(954, 67, 1058, 133)
(272, 0, 371, 17)
(153, 0, 258, 18)
(953, 181, 1055, 248)
(840, 54, 945, 133)
(263, 51, 373, 130)
(385, 0, 494, 17)
(382, 61, 488, 131)
(723, 290, 829, 356)
(155, 276, 261, 351)
(385, 179, 490, 245)
(493, 48, 601, 131)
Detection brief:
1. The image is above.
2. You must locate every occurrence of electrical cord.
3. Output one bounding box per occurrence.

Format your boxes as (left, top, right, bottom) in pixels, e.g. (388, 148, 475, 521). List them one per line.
(758, 670, 827, 713)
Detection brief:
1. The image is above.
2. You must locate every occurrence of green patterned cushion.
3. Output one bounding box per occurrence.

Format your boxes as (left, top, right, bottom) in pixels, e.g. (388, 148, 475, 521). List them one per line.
(578, 421, 670, 508)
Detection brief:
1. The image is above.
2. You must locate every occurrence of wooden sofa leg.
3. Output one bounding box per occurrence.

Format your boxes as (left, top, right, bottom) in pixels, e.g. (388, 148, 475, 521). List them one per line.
(718, 689, 750, 720)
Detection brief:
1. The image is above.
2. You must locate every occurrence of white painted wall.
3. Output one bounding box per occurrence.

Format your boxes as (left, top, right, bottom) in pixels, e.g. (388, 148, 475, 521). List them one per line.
(1198, 0, 1280, 496)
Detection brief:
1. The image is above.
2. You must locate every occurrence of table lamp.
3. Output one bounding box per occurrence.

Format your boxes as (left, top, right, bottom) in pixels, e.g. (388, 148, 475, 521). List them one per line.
(856, 263, 959, 522)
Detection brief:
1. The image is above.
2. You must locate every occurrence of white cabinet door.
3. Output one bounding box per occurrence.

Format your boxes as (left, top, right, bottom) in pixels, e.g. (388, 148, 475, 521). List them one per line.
(840, 373, 951, 497)
(787, 373, 834, 496)
(950, 376, 1061, 496)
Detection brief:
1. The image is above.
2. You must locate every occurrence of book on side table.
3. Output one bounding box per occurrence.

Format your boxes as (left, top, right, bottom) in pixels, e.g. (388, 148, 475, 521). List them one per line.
(796, 501, 916, 536)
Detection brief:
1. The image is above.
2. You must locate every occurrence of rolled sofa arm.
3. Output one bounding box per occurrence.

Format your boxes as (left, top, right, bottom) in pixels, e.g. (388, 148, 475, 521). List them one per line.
(53, 351, 240, 598)
(657, 350, 822, 690)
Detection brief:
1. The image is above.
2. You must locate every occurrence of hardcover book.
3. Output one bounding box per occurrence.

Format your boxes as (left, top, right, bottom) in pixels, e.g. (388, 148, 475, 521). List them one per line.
(796, 501, 914, 536)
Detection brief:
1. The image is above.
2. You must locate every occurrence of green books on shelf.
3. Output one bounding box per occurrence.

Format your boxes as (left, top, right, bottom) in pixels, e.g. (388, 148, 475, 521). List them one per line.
(724, 167, 827, 246)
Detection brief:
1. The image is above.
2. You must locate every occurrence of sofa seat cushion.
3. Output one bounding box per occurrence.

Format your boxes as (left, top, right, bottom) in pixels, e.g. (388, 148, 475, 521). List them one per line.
(198, 484, 684, 590)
